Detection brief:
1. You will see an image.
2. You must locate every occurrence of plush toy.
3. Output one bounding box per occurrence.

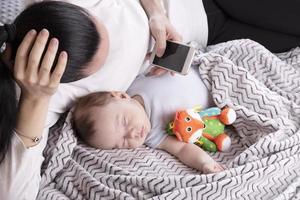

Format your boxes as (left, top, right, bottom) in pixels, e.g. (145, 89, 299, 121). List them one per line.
(166, 106, 236, 152)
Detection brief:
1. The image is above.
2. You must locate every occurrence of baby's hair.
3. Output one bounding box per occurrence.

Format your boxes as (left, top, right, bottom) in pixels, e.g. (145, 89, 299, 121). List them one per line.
(72, 91, 114, 143)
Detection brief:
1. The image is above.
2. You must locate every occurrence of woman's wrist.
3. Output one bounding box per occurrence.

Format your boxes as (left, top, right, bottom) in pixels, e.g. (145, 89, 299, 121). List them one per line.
(16, 95, 51, 147)
(19, 93, 51, 105)
(148, 14, 167, 24)
(140, 0, 165, 18)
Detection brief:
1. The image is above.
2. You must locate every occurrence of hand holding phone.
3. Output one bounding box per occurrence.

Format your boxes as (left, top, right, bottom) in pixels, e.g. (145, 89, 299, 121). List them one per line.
(150, 40, 195, 75)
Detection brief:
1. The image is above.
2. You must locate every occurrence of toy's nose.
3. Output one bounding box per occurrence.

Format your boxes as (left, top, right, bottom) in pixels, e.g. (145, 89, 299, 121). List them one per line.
(196, 121, 205, 129)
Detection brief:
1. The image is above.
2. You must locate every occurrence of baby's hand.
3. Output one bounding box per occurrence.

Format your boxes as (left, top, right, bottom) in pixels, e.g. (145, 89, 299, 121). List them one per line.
(202, 161, 225, 174)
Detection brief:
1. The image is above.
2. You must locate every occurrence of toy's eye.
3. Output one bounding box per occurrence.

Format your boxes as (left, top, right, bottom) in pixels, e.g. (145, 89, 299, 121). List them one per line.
(186, 126, 192, 132)
(185, 117, 191, 122)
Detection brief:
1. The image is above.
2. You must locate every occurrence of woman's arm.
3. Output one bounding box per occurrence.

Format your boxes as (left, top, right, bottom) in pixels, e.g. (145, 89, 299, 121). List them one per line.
(0, 29, 67, 200)
(140, 0, 182, 56)
(0, 28, 67, 200)
(139, 0, 165, 18)
(13, 29, 67, 147)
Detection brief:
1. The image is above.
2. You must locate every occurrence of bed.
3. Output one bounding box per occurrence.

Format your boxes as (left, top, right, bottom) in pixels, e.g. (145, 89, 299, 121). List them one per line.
(1, 1, 300, 199)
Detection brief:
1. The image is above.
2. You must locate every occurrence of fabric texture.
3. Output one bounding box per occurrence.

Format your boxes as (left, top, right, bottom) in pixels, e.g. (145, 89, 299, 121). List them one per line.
(37, 39, 300, 199)
(127, 67, 214, 148)
(0, 0, 24, 24)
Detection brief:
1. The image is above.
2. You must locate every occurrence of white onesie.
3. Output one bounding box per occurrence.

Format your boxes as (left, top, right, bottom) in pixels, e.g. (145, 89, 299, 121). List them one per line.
(127, 66, 214, 148)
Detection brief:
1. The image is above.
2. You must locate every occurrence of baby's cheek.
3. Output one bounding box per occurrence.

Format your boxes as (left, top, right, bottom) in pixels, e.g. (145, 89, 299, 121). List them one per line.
(130, 138, 145, 149)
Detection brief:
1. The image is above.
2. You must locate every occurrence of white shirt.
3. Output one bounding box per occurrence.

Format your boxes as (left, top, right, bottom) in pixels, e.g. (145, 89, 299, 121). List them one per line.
(127, 66, 214, 148)
(163, 0, 208, 46)
(0, 0, 208, 199)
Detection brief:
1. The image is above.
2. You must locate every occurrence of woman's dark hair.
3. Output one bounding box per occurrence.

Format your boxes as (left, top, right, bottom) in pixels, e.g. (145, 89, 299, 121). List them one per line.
(0, 1, 100, 164)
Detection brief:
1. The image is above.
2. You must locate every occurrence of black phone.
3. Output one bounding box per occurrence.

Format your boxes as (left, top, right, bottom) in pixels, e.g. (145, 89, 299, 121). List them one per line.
(150, 40, 195, 75)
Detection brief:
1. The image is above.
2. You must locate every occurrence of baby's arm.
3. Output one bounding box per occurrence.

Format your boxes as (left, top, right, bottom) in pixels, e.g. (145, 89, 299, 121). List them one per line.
(158, 136, 224, 173)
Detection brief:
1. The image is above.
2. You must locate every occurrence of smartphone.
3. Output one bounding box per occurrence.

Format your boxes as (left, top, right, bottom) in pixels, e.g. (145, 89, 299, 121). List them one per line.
(150, 40, 195, 75)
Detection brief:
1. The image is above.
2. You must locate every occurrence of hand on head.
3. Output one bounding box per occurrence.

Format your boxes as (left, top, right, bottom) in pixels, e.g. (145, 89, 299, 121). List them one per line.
(14, 29, 67, 101)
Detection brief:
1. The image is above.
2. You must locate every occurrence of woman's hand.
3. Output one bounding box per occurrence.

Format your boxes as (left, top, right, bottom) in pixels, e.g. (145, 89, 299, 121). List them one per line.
(14, 29, 67, 102)
(147, 14, 182, 76)
(149, 14, 182, 57)
(140, 0, 182, 76)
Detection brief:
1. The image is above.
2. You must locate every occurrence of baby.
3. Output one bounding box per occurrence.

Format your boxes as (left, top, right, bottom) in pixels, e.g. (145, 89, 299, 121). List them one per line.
(72, 67, 224, 173)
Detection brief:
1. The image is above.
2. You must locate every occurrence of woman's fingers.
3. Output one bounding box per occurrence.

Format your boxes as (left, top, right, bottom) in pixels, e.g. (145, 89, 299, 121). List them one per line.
(167, 25, 183, 42)
(149, 17, 167, 57)
(152, 67, 167, 76)
(149, 15, 182, 58)
(14, 30, 37, 80)
(14, 29, 67, 99)
(146, 66, 175, 76)
(26, 29, 49, 78)
(49, 51, 67, 88)
(39, 38, 59, 84)
(154, 28, 167, 57)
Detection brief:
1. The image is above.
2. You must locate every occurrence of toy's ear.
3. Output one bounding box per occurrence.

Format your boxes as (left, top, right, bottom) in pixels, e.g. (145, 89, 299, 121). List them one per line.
(174, 111, 180, 120)
(187, 109, 202, 121)
(220, 108, 236, 125)
(193, 105, 202, 112)
(174, 131, 183, 142)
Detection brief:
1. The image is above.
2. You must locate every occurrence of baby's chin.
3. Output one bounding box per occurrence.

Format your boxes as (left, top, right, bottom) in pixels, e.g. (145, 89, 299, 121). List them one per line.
(133, 138, 147, 149)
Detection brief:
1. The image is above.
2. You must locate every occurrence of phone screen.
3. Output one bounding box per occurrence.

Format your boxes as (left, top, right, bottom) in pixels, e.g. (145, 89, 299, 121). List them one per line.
(152, 41, 190, 72)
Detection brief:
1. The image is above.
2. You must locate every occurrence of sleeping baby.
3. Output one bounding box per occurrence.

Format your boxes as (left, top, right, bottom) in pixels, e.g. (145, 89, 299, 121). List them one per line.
(72, 67, 224, 173)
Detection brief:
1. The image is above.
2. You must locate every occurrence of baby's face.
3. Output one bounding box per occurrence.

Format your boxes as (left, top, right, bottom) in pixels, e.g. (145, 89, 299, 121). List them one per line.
(88, 93, 151, 149)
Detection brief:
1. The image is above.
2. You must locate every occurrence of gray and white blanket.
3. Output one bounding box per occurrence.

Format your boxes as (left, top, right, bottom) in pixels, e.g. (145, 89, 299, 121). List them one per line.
(37, 39, 300, 200)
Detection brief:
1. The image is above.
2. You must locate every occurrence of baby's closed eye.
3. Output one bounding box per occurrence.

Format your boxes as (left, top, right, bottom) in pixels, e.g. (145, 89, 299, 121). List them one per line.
(122, 116, 127, 126)
(122, 137, 127, 147)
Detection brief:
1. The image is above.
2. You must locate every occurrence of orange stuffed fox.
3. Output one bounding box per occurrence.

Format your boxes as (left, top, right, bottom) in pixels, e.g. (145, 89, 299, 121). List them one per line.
(167, 107, 236, 152)
(172, 109, 205, 143)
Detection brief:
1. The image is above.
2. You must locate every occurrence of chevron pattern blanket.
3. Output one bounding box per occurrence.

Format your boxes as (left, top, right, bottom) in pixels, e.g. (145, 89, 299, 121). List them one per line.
(37, 39, 300, 200)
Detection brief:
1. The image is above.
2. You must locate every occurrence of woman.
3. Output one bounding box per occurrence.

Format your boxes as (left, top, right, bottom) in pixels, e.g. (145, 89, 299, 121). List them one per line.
(0, 1, 109, 199)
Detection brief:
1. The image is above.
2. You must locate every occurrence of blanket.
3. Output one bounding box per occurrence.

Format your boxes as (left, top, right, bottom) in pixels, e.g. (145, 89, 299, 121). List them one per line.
(37, 39, 300, 200)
